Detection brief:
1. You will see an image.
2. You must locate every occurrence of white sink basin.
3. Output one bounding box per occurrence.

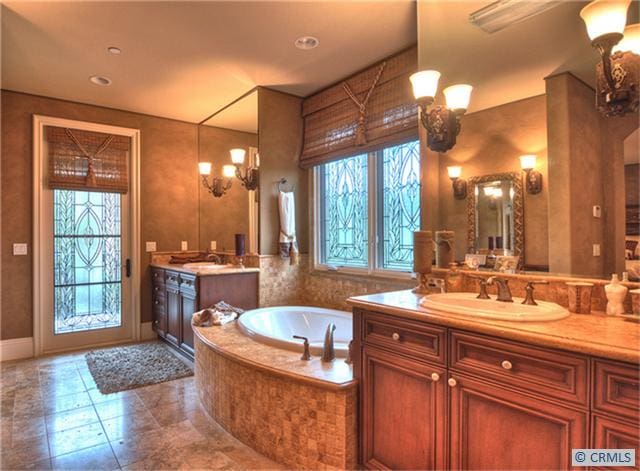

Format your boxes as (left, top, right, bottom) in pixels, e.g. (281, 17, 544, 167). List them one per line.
(182, 262, 235, 270)
(420, 292, 569, 322)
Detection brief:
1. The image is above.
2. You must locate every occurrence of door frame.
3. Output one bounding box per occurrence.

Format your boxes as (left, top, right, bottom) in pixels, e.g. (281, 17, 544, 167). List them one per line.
(32, 115, 141, 356)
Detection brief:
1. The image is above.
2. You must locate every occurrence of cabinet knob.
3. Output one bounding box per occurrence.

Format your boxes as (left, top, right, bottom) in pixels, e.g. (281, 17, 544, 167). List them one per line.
(154, 273, 158, 278)
(154, 286, 159, 291)
(501, 360, 513, 370)
(391, 332, 401, 341)
(448, 377, 457, 387)
(154, 300, 159, 305)
(431, 372, 440, 382)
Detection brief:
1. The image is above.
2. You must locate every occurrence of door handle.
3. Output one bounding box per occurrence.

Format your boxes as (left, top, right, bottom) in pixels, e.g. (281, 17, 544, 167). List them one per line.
(125, 258, 131, 278)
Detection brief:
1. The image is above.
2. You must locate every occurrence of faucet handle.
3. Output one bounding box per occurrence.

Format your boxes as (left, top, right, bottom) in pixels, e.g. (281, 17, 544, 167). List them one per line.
(468, 275, 491, 299)
(522, 280, 549, 306)
(293, 335, 311, 361)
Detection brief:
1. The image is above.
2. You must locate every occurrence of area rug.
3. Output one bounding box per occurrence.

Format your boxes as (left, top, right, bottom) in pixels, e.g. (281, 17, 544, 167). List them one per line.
(85, 342, 193, 394)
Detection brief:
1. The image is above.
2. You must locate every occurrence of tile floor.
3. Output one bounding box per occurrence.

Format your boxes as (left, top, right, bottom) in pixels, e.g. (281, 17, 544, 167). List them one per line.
(0, 344, 282, 470)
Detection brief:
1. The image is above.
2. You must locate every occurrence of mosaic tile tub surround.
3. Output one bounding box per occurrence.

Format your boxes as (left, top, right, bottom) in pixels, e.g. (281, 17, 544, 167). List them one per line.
(194, 336, 357, 470)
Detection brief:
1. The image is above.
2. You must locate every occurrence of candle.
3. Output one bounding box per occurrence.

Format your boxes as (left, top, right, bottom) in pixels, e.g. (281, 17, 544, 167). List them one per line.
(488, 236, 495, 251)
(235, 234, 246, 257)
(413, 231, 434, 274)
(435, 230, 455, 269)
(495, 236, 503, 250)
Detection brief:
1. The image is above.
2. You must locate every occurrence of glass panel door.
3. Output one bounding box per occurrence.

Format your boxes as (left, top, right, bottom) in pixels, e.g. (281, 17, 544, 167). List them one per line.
(53, 190, 122, 334)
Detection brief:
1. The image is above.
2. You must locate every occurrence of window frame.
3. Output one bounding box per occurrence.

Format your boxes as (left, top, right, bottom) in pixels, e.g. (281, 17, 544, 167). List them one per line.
(312, 140, 420, 280)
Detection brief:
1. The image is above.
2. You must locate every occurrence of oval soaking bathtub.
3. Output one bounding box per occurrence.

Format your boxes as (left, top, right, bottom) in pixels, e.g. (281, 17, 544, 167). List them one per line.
(237, 306, 352, 357)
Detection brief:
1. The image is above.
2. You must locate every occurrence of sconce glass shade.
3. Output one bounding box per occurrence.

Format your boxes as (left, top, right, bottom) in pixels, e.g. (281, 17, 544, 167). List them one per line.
(447, 166, 462, 179)
(444, 84, 473, 111)
(580, 0, 630, 41)
(198, 162, 212, 176)
(222, 164, 236, 178)
(519, 154, 537, 170)
(613, 23, 640, 54)
(230, 148, 246, 165)
(254, 153, 260, 167)
(409, 70, 441, 100)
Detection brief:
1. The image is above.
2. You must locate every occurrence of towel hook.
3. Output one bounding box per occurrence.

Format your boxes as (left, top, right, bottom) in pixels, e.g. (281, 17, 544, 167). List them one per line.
(277, 177, 294, 192)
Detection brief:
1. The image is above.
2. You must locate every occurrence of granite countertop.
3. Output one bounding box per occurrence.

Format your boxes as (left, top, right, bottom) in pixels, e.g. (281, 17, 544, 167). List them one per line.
(151, 262, 260, 277)
(193, 323, 355, 390)
(347, 290, 640, 364)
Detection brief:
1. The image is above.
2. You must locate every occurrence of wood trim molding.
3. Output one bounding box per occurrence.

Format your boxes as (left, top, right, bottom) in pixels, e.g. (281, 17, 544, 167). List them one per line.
(0, 337, 34, 362)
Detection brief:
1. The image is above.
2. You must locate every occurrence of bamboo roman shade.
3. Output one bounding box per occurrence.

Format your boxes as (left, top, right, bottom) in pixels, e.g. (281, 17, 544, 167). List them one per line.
(46, 126, 130, 193)
(300, 46, 418, 168)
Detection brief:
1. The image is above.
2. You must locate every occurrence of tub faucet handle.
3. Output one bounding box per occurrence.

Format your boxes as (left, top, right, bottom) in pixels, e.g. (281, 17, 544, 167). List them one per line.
(293, 335, 311, 361)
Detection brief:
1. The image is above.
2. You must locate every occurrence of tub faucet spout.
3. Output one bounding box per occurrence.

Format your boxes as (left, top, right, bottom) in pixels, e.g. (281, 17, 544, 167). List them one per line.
(322, 323, 336, 362)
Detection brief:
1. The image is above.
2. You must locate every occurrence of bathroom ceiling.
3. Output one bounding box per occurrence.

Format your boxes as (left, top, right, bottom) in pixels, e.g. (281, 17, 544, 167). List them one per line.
(417, 0, 619, 113)
(1, 1, 416, 123)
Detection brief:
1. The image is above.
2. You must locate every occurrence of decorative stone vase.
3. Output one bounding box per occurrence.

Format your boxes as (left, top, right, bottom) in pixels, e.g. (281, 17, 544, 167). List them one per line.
(604, 274, 628, 316)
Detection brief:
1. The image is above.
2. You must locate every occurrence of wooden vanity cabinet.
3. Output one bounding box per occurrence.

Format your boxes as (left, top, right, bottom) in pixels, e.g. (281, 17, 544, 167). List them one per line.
(152, 268, 258, 358)
(354, 308, 637, 471)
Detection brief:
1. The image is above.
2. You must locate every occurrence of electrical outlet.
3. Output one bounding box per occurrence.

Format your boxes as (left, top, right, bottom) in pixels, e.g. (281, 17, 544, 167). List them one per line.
(145, 241, 157, 252)
(181, 241, 188, 251)
(593, 244, 601, 257)
(210, 241, 217, 251)
(13, 243, 27, 255)
(593, 205, 601, 218)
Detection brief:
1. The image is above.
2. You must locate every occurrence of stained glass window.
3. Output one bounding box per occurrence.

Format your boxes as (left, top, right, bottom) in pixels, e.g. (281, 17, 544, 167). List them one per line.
(380, 140, 421, 271)
(53, 190, 122, 334)
(320, 154, 368, 268)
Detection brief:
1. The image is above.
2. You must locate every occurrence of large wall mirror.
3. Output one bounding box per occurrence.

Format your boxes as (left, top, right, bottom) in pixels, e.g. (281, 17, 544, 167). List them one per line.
(418, 1, 639, 280)
(198, 89, 259, 254)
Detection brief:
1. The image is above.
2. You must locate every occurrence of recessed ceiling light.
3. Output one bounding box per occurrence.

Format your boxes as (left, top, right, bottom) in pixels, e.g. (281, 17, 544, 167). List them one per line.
(90, 75, 112, 86)
(294, 36, 319, 50)
(107, 46, 121, 54)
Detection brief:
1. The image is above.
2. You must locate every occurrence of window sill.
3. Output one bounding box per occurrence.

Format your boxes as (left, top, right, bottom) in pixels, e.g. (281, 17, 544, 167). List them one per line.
(309, 265, 416, 286)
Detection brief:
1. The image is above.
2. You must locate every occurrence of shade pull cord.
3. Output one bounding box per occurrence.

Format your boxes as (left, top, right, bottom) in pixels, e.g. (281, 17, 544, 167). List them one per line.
(342, 61, 386, 146)
(65, 128, 114, 187)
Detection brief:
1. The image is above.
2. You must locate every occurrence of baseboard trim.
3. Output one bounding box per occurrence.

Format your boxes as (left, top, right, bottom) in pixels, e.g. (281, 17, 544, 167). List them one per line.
(0, 337, 35, 362)
(140, 322, 157, 341)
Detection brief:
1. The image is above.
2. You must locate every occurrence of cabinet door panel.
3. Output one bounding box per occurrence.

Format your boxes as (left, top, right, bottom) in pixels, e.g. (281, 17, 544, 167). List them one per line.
(362, 346, 446, 470)
(593, 359, 640, 423)
(592, 415, 640, 471)
(449, 374, 587, 470)
(165, 286, 181, 346)
(180, 292, 196, 355)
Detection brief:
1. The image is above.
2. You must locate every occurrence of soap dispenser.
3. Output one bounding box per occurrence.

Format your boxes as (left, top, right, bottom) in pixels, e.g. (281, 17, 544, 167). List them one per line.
(605, 274, 628, 315)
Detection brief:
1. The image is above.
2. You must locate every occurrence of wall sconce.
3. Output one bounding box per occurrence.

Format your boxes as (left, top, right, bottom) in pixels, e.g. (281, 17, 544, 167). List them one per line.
(230, 148, 259, 191)
(520, 154, 543, 195)
(580, 0, 639, 117)
(410, 70, 473, 152)
(447, 165, 467, 199)
(199, 162, 235, 198)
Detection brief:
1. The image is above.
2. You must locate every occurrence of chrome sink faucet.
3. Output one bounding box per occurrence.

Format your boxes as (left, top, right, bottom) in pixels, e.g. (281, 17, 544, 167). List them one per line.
(322, 323, 336, 362)
(487, 276, 513, 302)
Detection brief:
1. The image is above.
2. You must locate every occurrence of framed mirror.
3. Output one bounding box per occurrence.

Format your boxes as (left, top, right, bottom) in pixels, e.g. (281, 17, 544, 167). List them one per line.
(467, 172, 524, 269)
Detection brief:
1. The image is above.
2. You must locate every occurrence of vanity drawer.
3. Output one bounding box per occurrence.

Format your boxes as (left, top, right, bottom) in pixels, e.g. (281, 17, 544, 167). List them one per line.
(165, 271, 180, 287)
(179, 274, 197, 295)
(361, 311, 446, 365)
(450, 330, 588, 405)
(593, 359, 640, 423)
(151, 268, 165, 285)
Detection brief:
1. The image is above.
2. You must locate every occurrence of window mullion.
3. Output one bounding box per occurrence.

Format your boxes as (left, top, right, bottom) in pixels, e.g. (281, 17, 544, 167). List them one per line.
(368, 152, 378, 273)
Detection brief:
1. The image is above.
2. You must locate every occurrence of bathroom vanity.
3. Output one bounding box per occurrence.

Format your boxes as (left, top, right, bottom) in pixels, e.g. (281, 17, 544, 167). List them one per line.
(151, 264, 259, 357)
(349, 290, 640, 470)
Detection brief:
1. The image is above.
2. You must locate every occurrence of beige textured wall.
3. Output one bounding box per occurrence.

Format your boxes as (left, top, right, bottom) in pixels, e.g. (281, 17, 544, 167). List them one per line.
(546, 73, 638, 278)
(435, 95, 549, 268)
(1, 90, 200, 339)
(257, 88, 308, 255)
(198, 125, 258, 252)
